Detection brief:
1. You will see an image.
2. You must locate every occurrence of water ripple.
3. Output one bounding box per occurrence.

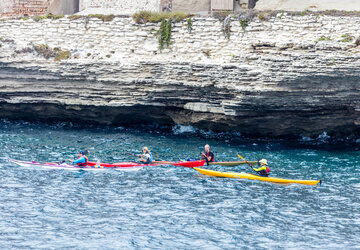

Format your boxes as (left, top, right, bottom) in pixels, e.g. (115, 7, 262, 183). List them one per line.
(0, 121, 359, 248)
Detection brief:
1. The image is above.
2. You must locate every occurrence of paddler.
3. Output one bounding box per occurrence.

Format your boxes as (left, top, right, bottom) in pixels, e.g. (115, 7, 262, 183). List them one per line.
(201, 144, 215, 164)
(68, 150, 88, 167)
(251, 159, 270, 177)
(137, 147, 153, 164)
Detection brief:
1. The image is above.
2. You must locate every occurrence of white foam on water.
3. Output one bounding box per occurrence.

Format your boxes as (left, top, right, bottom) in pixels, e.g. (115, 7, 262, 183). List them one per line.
(172, 124, 197, 135)
(317, 132, 330, 142)
(299, 136, 313, 142)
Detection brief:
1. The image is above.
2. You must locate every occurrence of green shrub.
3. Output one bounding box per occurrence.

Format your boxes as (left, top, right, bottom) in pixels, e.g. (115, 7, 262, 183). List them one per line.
(239, 18, 248, 31)
(133, 11, 191, 50)
(68, 15, 83, 20)
(33, 15, 47, 22)
(54, 50, 71, 61)
(33, 14, 64, 21)
(34, 44, 55, 58)
(133, 11, 190, 24)
(315, 36, 331, 43)
(33, 44, 71, 61)
(300, 10, 308, 16)
(46, 14, 64, 19)
(341, 34, 354, 42)
(87, 14, 115, 22)
(157, 19, 172, 50)
(186, 18, 193, 33)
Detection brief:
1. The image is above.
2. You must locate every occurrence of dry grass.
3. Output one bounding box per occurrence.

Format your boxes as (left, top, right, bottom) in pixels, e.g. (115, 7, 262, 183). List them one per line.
(133, 11, 191, 24)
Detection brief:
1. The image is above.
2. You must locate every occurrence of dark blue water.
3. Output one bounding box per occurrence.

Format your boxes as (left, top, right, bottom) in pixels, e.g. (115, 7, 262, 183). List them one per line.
(0, 120, 359, 249)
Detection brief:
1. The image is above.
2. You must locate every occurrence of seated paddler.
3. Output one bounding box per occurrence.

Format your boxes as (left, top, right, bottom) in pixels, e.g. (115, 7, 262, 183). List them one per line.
(201, 144, 215, 164)
(68, 150, 88, 167)
(252, 159, 270, 177)
(137, 147, 153, 164)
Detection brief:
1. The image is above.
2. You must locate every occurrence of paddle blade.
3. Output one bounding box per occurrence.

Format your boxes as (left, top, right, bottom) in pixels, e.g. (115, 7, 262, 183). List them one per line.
(237, 154, 245, 161)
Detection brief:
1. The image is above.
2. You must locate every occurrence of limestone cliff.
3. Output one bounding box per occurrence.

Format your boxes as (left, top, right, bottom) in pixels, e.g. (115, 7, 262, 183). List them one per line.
(0, 13, 359, 138)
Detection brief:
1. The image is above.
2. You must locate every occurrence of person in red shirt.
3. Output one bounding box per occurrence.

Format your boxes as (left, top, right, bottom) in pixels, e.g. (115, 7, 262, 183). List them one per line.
(201, 144, 215, 165)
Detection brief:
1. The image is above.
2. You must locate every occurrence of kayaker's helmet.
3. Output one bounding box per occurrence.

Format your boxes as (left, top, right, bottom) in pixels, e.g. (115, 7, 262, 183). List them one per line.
(259, 159, 268, 165)
(79, 150, 85, 155)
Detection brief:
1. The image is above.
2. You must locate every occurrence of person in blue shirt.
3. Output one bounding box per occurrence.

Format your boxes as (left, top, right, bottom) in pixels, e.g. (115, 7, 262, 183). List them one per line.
(68, 150, 88, 167)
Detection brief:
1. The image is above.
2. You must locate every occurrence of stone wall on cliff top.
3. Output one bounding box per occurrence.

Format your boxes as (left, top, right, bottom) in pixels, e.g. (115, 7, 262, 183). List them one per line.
(79, 0, 161, 15)
(0, 14, 360, 138)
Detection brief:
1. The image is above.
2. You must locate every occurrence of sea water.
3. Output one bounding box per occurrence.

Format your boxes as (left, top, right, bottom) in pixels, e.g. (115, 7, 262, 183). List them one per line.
(0, 120, 359, 249)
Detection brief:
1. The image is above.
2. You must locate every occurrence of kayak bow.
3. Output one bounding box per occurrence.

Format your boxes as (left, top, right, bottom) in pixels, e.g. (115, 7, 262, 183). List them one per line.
(194, 168, 321, 186)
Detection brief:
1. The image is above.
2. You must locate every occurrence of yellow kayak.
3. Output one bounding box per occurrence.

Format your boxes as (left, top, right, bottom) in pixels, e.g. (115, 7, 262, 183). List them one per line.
(194, 168, 321, 186)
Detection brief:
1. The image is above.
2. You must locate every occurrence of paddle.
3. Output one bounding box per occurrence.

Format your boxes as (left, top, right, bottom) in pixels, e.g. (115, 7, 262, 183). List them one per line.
(237, 153, 256, 173)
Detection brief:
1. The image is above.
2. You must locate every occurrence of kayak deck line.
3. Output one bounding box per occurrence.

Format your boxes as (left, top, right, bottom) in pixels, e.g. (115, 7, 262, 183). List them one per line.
(194, 167, 321, 186)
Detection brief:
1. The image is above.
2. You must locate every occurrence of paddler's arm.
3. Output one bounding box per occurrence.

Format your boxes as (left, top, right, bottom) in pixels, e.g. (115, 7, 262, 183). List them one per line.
(252, 166, 266, 172)
(72, 157, 85, 164)
(201, 153, 211, 162)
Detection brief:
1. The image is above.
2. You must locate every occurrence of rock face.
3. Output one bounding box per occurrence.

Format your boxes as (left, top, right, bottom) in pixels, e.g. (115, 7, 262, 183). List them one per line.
(0, 14, 360, 138)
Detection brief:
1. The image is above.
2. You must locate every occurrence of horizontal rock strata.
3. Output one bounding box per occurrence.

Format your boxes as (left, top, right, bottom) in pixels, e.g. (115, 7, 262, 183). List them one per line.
(0, 14, 359, 138)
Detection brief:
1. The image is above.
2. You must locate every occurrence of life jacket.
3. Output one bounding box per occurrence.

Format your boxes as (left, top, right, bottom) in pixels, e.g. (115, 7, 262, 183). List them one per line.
(149, 153, 153, 163)
(142, 153, 152, 164)
(145, 153, 152, 163)
(259, 165, 270, 176)
(77, 156, 88, 167)
(205, 152, 215, 162)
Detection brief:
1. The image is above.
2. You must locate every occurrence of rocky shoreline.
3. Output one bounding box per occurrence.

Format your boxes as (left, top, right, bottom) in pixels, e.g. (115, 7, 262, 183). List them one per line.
(0, 13, 359, 138)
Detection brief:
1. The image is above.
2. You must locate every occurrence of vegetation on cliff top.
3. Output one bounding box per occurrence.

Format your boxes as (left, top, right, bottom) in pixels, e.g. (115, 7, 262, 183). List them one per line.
(133, 11, 191, 24)
(87, 14, 115, 22)
(33, 14, 64, 22)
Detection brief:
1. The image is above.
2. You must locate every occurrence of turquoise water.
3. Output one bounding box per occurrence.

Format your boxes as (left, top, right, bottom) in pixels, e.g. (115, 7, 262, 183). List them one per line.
(0, 120, 359, 249)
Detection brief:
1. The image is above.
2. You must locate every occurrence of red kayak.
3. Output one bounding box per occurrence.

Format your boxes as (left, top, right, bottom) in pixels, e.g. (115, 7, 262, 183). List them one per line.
(171, 160, 205, 168)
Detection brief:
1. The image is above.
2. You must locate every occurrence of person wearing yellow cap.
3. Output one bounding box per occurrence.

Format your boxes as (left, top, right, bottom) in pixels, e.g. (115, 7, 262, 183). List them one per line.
(251, 159, 270, 177)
